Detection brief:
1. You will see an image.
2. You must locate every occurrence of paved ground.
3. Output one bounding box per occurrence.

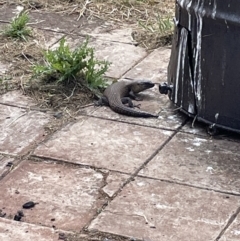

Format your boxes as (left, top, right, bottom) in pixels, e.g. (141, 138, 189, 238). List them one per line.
(1, 4, 240, 241)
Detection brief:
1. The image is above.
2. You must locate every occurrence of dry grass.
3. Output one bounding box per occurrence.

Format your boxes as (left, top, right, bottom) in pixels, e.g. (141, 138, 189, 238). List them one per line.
(0, 30, 41, 94)
(12, 0, 175, 48)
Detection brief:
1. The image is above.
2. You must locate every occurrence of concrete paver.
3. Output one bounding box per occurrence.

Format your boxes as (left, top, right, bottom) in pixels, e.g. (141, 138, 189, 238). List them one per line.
(0, 218, 59, 241)
(71, 17, 105, 36)
(88, 24, 136, 44)
(124, 47, 171, 82)
(0, 104, 49, 155)
(0, 161, 106, 231)
(29, 11, 82, 33)
(33, 117, 173, 173)
(89, 177, 239, 241)
(0, 4, 103, 35)
(0, 90, 37, 108)
(90, 39, 147, 79)
(0, 4, 18, 22)
(140, 132, 240, 194)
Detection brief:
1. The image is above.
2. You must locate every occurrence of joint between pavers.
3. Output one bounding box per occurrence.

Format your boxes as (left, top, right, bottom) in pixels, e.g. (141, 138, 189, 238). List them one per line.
(79, 113, 182, 132)
(30, 154, 102, 171)
(120, 50, 152, 78)
(215, 206, 240, 241)
(136, 174, 240, 197)
(29, 155, 139, 178)
(0, 20, 9, 23)
(0, 157, 24, 182)
(0, 102, 47, 112)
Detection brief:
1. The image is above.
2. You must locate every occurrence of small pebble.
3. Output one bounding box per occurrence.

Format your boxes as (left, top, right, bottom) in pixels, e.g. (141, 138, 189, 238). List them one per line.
(53, 112, 63, 119)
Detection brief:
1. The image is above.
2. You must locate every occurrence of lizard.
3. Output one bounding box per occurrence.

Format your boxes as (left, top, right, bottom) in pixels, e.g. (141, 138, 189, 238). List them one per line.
(97, 80, 158, 118)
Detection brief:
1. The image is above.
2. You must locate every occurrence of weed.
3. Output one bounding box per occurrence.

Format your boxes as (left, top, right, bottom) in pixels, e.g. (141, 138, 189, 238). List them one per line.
(33, 37, 110, 90)
(2, 10, 32, 41)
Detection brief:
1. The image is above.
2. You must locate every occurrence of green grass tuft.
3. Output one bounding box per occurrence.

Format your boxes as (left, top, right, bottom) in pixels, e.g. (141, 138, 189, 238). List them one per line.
(2, 11, 32, 41)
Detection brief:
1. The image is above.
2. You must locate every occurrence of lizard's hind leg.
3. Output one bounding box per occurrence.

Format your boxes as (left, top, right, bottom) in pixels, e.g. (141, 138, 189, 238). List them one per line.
(95, 96, 109, 106)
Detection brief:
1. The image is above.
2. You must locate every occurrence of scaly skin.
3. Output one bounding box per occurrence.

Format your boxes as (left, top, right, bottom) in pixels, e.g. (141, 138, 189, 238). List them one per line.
(99, 81, 158, 118)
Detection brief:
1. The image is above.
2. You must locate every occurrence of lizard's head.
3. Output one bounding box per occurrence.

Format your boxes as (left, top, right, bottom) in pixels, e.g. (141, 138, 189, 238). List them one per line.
(131, 81, 155, 93)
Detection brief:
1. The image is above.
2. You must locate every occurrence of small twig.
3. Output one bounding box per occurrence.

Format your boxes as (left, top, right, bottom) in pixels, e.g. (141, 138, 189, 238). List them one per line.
(27, 20, 45, 25)
(77, 0, 91, 21)
(138, 213, 149, 224)
(104, 210, 155, 226)
(108, 8, 117, 15)
(20, 74, 25, 94)
(9, 164, 14, 172)
(133, 8, 144, 14)
(75, 103, 95, 113)
(145, 8, 148, 18)
(21, 51, 33, 65)
(68, 5, 79, 15)
(65, 109, 76, 119)
(127, 8, 131, 19)
(63, 85, 76, 101)
(7, 112, 27, 127)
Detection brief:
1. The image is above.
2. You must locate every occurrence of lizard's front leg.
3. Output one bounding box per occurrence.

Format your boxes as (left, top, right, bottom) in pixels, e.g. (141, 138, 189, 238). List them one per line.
(129, 90, 143, 101)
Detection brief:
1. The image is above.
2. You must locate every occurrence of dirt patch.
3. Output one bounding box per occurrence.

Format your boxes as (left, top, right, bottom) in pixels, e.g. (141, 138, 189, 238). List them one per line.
(0, 26, 45, 94)
(0, 34, 42, 72)
(0, 24, 95, 113)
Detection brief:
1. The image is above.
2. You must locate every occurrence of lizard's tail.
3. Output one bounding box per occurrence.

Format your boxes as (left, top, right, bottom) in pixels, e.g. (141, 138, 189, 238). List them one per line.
(110, 102, 158, 118)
